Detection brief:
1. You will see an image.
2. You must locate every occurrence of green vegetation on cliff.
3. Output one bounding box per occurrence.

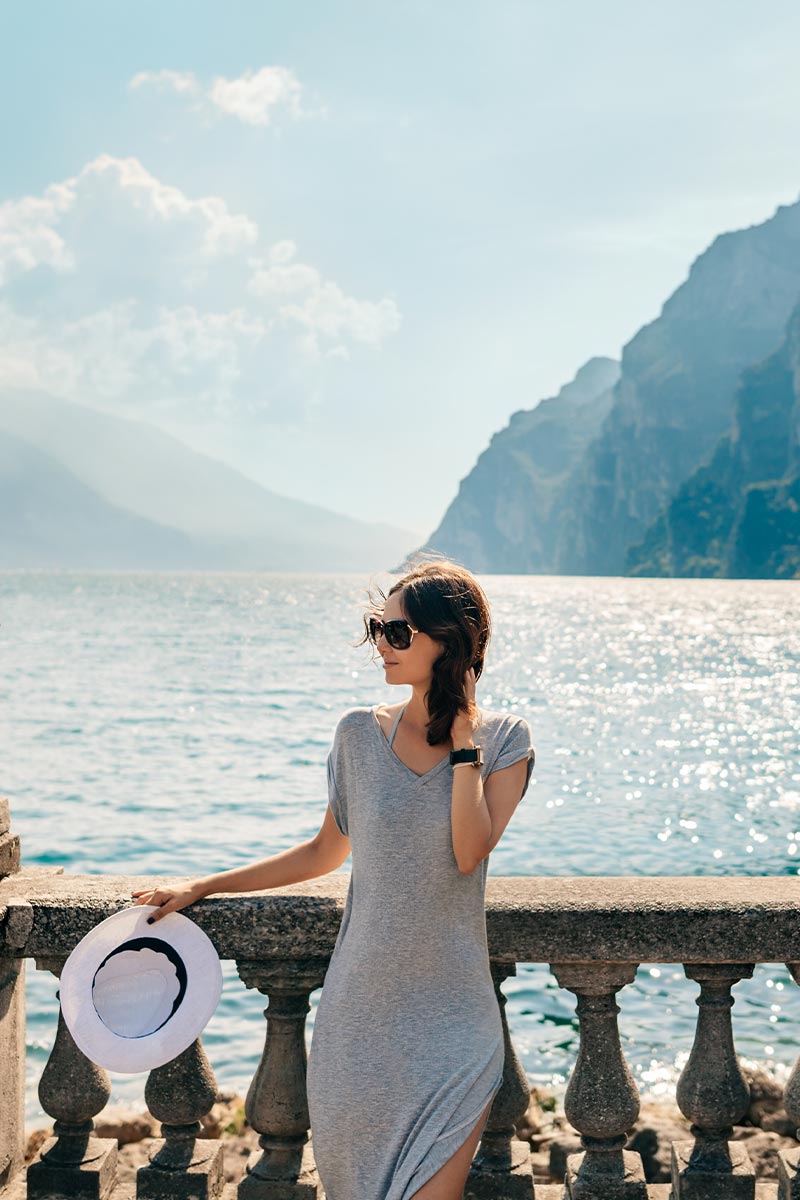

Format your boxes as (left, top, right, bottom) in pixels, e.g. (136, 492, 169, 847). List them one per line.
(627, 303, 800, 578)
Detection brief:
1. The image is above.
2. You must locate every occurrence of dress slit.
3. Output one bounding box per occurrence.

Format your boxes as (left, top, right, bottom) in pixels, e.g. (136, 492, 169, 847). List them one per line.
(399, 1066, 503, 1200)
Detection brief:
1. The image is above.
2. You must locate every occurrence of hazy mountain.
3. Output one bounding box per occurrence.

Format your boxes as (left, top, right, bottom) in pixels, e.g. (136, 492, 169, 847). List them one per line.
(0, 391, 420, 571)
(397, 356, 620, 572)
(0, 430, 201, 567)
(626, 300, 800, 579)
(556, 197, 800, 574)
(402, 196, 800, 579)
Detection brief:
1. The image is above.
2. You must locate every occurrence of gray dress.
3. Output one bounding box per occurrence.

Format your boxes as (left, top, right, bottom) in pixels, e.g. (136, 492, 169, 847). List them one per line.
(306, 701, 536, 1200)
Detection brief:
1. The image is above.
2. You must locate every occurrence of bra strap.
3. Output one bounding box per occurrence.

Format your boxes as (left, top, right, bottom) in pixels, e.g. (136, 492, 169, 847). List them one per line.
(387, 701, 408, 748)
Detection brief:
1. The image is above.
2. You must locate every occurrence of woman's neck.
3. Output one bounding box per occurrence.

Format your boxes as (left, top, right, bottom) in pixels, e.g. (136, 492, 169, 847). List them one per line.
(402, 686, 435, 737)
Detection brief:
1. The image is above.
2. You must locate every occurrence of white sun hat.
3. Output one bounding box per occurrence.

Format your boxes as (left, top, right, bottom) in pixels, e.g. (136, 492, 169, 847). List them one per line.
(60, 903, 223, 1074)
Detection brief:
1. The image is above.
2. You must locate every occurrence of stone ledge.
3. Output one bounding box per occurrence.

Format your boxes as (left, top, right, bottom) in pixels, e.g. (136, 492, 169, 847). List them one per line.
(5, 872, 800, 961)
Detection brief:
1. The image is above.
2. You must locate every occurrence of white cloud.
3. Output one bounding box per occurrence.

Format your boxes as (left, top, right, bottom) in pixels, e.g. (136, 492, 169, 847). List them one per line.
(269, 239, 297, 265)
(0, 154, 257, 289)
(129, 69, 201, 97)
(249, 261, 323, 300)
(248, 256, 401, 358)
(0, 187, 75, 285)
(129, 65, 319, 127)
(209, 67, 305, 126)
(77, 154, 259, 259)
(0, 155, 401, 424)
(0, 345, 40, 388)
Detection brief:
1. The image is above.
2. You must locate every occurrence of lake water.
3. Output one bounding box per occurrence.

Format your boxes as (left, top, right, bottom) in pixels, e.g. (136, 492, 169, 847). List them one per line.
(2, 569, 799, 1132)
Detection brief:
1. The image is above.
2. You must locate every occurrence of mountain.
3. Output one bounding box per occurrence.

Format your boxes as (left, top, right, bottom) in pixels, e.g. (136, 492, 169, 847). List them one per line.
(555, 197, 800, 574)
(626, 300, 800, 579)
(0, 391, 420, 571)
(0, 431, 202, 567)
(404, 196, 800, 578)
(397, 356, 620, 573)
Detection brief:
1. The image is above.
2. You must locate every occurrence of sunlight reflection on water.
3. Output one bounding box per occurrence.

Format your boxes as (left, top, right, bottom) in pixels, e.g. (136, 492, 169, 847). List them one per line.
(2, 570, 798, 1128)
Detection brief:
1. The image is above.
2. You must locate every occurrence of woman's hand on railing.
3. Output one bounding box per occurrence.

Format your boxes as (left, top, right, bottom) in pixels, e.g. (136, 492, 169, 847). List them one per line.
(129, 881, 205, 924)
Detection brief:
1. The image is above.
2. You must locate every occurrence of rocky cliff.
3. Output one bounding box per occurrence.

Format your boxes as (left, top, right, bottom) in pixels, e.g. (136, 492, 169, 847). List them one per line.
(626, 301, 800, 578)
(409, 196, 800, 577)
(400, 356, 620, 573)
(556, 198, 800, 574)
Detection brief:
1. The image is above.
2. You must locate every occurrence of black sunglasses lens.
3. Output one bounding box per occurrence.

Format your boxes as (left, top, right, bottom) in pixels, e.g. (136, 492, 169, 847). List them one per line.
(368, 617, 381, 644)
(385, 620, 412, 650)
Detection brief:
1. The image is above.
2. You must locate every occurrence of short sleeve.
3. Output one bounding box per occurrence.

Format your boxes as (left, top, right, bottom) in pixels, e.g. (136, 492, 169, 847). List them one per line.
(326, 723, 348, 837)
(488, 716, 536, 801)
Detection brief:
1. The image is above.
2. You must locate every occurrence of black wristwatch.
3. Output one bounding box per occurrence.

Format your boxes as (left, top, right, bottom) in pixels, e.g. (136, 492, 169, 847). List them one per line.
(450, 746, 484, 768)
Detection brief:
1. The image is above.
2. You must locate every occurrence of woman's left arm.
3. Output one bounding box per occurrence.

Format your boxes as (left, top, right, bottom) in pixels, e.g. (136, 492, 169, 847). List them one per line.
(449, 668, 529, 873)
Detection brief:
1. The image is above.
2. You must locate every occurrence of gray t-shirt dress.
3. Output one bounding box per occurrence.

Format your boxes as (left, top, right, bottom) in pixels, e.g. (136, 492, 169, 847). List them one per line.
(306, 702, 536, 1200)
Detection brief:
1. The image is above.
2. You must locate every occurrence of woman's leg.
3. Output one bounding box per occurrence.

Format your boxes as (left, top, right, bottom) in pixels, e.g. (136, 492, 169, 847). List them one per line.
(408, 1094, 493, 1200)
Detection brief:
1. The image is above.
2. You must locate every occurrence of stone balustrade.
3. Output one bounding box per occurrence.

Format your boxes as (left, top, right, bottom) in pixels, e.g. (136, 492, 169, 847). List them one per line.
(2, 795, 800, 1199)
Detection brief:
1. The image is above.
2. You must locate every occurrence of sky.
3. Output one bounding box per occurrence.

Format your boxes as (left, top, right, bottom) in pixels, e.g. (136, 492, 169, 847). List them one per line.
(2, 1, 800, 537)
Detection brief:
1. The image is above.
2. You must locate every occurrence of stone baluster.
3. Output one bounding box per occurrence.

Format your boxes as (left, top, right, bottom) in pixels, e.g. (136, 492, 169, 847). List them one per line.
(671, 962, 755, 1200)
(26, 955, 118, 1200)
(235, 958, 328, 1199)
(0, 797, 24, 1190)
(137, 1037, 223, 1200)
(550, 962, 646, 1200)
(0, 797, 20, 879)
(0, 957, 24, 1191)
(775, 962, 800, 1199)
(467, 960, 534, 1198)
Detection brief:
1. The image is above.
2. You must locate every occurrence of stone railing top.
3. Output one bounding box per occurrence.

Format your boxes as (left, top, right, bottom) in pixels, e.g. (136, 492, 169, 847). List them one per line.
(2, 868, 800, 964)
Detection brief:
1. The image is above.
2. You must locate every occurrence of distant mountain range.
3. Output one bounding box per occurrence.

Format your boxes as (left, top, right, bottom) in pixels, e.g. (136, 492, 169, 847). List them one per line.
(0, 391, 421, 571)
(4, 196, 800, 577)
(405, 196, 800, 578)
(0, 429, 199, 567)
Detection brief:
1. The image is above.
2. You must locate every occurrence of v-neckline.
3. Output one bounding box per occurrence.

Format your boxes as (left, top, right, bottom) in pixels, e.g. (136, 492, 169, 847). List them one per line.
(370, 704, 452, 783)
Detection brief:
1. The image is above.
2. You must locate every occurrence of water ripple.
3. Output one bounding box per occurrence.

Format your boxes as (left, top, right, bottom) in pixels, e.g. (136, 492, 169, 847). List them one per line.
(2, 570, 798, 1130)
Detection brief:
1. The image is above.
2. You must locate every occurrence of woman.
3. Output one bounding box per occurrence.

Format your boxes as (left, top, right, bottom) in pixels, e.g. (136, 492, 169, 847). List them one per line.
(131, 559, 535, 1199)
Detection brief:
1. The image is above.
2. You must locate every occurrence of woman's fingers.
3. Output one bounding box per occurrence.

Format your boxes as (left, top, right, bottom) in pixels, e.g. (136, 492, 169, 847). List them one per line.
(132, 886, 194, 922)
(147, 901, 175, 924)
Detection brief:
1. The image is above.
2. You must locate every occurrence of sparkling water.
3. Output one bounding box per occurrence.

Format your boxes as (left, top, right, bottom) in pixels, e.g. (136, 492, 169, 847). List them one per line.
(2, 569, 798, 1132)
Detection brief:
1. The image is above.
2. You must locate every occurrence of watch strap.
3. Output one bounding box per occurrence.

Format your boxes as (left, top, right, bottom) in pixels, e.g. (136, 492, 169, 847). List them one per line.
(449, 746, 483, 767)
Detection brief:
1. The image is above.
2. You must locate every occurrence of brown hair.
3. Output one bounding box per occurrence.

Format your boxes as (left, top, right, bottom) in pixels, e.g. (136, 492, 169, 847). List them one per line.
(355, 554, 492, 746)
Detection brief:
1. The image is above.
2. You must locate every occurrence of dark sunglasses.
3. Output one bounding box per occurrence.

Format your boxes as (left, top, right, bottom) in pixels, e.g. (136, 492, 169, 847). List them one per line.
(367, 616, 420, 651)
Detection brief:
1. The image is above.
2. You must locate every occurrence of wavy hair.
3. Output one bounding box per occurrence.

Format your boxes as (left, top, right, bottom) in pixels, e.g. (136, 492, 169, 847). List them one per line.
(355, 554, 492, 746)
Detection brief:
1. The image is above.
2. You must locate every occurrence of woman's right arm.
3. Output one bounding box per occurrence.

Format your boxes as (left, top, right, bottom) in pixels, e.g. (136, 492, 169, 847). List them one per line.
(131, 805, 350, 923)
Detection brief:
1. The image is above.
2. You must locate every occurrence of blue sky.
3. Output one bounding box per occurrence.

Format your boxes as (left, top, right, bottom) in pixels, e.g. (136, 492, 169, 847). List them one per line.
(3, 1, 800, 536)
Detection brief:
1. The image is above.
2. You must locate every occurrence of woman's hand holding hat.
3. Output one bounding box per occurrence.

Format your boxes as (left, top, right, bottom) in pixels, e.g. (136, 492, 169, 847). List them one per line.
(130, 881, 205, 923)
(62, 891, 223, 1073)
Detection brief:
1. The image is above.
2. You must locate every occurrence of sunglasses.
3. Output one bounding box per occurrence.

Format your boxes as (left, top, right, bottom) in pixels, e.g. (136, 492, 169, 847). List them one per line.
(367, 616, 420, 651)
